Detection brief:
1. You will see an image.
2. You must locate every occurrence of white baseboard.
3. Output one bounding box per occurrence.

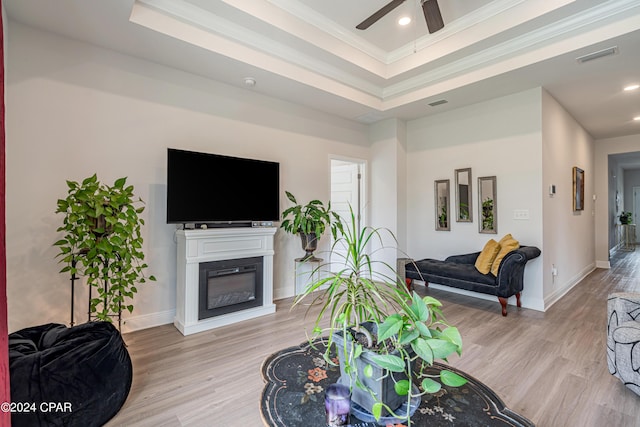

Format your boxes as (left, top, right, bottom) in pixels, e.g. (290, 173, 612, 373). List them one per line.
(543, 262, 595, 310)
(174, 304, 276, 336)
(121, 309, 175, 334)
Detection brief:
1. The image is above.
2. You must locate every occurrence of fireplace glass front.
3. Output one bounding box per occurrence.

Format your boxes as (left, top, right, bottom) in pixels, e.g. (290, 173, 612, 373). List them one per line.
(198, 256, 263, 320)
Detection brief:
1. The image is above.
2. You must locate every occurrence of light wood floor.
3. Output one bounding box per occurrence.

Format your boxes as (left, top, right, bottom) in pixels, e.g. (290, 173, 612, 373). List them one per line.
(107, 251, 640, 427)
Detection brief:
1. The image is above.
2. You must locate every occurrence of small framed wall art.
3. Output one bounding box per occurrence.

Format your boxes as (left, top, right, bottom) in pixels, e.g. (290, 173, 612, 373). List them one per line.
(573, 167, 584, 211)
(435, 179, 450, 231)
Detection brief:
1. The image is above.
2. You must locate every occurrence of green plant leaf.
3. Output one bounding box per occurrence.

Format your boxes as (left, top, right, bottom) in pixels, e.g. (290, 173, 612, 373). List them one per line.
(398, 328, 420, 346)
(114, 177, 127, 188)
(369, 354, 405, 373)
(371, 403, 383, 421)
(409, 291, 429, 321)
(354, 343, 363, 359)
(422, 378, 442, 394)
(285, 191, 297, 203)
(377, 313, 403, 342)
(426, 338, 459, 360)
(416, 321, 432, 338)
(394, 379, 410, 396)
(441, 326, 463, 350)
(422, 296, 443, 308)
(440, 370, 468, 387)
(363, 364, 373, 378)
(411, 337, 433, 365)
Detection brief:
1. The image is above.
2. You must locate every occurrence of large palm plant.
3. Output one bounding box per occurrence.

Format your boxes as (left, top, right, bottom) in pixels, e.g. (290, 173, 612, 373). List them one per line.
(294, 207, 465, 424)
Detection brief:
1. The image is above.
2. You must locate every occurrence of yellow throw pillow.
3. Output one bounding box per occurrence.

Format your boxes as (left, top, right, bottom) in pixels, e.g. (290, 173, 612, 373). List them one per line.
(491, 237, 520, 276)
(475, 239, 501, 274)
(498, 233, 513, 245)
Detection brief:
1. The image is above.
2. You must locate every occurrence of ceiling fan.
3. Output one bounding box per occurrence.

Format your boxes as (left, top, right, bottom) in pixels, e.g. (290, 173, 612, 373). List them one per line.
(356, 0, 444, 34)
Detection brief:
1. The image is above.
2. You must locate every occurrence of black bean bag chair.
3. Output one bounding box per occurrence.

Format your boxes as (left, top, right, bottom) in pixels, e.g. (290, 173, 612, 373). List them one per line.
(8, 321, 132, 427)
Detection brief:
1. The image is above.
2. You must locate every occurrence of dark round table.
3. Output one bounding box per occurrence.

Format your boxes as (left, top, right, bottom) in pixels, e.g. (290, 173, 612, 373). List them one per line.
(260, 338, 534, 427)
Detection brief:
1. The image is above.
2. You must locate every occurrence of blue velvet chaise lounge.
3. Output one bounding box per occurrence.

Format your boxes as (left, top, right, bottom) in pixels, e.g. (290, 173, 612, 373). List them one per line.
(405, 246, 541, 316)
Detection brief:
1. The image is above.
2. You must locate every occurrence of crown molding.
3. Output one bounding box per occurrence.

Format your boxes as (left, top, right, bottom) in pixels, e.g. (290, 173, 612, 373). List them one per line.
(133, 0, 640, 111)
(265, 0, 389, 63)
(136, 0, 383, 97)
(383, 0, 640, 99)
(387, 0, 527, 63)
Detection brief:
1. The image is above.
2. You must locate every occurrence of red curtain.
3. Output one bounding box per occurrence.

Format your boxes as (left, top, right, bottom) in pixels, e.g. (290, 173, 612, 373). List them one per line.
(0, 0, 11, 425)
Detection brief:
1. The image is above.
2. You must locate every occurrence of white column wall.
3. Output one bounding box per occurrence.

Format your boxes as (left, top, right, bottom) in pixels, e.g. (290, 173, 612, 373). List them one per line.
(541, 90, 595, 308)
(369, 119, 408, 281)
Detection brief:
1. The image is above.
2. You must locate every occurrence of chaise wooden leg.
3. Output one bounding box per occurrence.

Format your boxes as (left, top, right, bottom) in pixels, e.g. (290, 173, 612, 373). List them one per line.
(498, 297, 508, 316)
(515, 292, 522, 308)
(405, 278, 413, 291)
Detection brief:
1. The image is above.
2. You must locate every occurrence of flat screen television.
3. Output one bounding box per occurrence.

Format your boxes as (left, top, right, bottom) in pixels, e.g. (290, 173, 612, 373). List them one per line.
(166, 148, 280, 226)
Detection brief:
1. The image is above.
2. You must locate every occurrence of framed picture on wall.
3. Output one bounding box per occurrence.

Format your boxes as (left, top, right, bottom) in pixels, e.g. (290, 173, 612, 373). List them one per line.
(573, 167, 584, 211)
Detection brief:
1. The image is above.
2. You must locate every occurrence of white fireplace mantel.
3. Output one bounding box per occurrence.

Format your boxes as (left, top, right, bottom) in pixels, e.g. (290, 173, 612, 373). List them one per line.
(174, 227, 277, 335)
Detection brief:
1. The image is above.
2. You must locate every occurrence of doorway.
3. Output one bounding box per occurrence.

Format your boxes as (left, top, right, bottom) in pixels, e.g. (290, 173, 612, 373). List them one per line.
(330, 158, 366, 268)
(633, 186, 640, 226)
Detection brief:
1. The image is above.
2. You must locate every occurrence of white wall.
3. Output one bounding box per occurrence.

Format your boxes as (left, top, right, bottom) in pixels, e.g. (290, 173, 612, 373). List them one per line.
(405, 89, 544, 310)
(5, 22, 372, 333)
(541, 90, 595, 308)
(369, 119, 407, 279)
(595, 135, 640, 266)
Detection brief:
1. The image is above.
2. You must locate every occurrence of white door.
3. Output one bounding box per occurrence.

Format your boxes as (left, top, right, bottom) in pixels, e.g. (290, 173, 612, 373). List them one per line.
(330, 159, 364, 268)
(633, 186, 640, 225)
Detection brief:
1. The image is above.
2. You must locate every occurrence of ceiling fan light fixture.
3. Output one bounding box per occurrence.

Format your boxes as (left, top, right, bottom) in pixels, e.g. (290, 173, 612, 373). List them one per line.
(398, 16, 411, 26)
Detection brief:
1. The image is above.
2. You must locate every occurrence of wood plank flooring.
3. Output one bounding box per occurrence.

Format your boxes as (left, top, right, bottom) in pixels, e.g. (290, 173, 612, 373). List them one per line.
(107, 250, 640, 426)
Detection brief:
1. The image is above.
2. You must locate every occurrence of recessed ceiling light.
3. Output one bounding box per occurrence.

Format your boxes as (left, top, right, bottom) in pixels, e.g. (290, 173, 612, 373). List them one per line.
(398, 16, 411, 26)
(634, 116, 640, 121)
(624, 84, 640, 91)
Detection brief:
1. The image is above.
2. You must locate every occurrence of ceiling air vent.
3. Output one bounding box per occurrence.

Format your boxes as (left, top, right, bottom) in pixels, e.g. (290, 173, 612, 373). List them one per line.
(576, 46, 618, 64)
(428, 99, 448, 107)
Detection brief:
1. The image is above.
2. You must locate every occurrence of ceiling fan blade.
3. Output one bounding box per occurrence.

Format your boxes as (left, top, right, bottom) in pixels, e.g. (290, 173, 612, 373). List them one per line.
(356, 0, 406, 30)
(422, 0, 444, 33)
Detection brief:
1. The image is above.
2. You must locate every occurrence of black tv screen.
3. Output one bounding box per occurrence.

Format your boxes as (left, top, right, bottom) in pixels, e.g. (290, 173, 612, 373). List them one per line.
(166, 148, 280, 225)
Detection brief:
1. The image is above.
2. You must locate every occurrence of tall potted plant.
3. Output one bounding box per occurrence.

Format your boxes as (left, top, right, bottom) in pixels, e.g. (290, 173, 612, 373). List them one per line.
(54, 174, 155, 322)
(294, 207, 466, 424)
(280, 191, 341, 260)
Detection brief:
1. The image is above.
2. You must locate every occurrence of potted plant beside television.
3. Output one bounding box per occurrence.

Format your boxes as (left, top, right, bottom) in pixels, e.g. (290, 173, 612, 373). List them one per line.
(54, 174, 155, 323)
(293, 207, 466, 425)
(280, 191, 341, 260)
